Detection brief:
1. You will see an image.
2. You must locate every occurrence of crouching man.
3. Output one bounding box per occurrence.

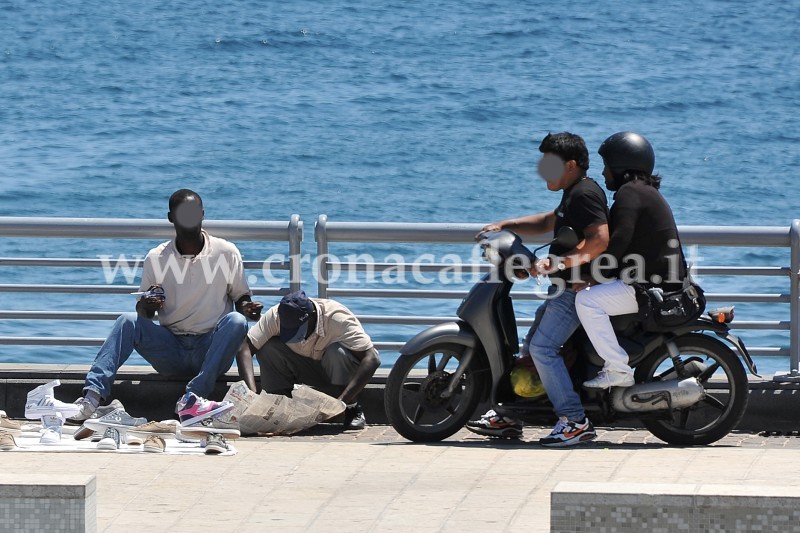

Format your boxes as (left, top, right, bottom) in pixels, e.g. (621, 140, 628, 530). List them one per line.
(237, 290, 380, 430)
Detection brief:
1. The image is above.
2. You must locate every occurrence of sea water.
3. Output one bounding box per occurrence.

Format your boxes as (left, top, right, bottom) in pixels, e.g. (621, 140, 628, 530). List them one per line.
(0, 1, 798, 372)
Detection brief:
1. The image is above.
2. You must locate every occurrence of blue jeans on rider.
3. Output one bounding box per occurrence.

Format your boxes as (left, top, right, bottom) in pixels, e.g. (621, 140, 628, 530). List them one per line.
(84, 311, 248, 400)
(525, 286, 585, 422)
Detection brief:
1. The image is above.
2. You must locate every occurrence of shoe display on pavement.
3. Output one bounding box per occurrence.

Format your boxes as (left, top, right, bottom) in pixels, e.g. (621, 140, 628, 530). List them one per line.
(465, 409, 523, 439)
(176, 392, 233, 426)
(178, 417, 241, 440)
(539, 416, 597, 447)
(583, 370, 635, 389)
(143, 435, 166, 453)
(0, 431, 17, 451)
(83, 408, 147, 434)
(342, 403, 366, 431)
(73, 400, 125, 441)
(204, 433, 229, 455)
(97, 427, 121, 450)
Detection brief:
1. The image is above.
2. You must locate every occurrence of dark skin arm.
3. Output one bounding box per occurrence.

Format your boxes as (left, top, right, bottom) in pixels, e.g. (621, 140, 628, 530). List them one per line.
(235, 295, 264, 321)
(236, 338, 259, 392)
(338, 347, 381, 405)
(136, 285, 164, 319)
(237, 337, 381, 403)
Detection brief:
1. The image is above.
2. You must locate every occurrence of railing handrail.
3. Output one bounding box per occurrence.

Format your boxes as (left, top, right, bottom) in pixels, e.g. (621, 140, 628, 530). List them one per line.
(315, 215, 800, 381)
(2, 215, 799, 383)
(0, 216, 298, 241)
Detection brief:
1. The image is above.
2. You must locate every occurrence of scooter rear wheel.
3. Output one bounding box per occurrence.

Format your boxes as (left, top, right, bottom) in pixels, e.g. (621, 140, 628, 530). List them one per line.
(385, 343, 485, 442)
(635, 333, 748, 446)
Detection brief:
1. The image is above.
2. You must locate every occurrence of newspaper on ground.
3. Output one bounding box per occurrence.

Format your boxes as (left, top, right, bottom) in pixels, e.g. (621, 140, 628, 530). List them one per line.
(219, 380, 346, 436)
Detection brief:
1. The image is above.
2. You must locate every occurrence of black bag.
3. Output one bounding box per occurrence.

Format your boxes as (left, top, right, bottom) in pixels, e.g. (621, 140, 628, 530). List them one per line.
(634, 279, 706, 332)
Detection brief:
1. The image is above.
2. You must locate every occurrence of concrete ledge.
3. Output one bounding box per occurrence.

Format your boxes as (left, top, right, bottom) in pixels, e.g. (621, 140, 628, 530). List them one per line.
(551, 482, 800, 533)
(0, 475, 96, 533)
(3, 363, 800, 430)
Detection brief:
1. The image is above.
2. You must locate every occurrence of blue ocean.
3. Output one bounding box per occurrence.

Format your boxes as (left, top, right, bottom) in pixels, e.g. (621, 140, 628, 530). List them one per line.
(1, 1, 798, 373)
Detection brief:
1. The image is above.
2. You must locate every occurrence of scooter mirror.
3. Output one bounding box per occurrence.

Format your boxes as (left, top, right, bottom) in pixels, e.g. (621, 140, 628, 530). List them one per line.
(553, 226, 579, 250)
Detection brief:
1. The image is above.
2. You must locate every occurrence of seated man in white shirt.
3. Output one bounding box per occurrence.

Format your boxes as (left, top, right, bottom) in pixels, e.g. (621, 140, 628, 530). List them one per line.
(70, 189, 263, 423)
(237, 290, 381, 430)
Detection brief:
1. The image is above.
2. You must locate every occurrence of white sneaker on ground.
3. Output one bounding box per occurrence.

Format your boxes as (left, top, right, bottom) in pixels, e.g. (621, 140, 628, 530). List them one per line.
(39, 413, 65, 445)
(583, 370, 635, 389)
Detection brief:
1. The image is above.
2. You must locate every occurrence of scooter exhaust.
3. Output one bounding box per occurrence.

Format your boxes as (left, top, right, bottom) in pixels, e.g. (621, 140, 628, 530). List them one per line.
(611, 378, 705, 413)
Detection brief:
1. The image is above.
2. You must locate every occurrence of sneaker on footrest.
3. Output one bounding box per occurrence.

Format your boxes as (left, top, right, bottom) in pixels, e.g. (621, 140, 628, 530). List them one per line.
(175, 392, 233, 426)
(582, 370, 634, 389)
(465, 409, 523, 439)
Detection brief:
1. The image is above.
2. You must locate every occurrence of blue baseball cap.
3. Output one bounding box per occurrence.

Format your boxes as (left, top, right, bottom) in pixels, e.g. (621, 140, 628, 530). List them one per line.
(278, 290, 314, 343)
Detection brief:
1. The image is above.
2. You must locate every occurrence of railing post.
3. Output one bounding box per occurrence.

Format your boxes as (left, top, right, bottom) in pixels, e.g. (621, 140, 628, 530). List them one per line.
(774, 219, 800, 383)
(288, 214, 303, 293)
(315, 215, 329, 298)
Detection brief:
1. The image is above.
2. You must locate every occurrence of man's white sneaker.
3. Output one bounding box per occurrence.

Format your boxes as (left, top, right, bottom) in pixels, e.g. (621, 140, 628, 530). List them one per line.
(583, 370, 635, 389)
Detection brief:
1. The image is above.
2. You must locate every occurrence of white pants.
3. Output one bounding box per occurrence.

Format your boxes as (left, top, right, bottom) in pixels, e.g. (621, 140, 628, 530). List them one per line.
(575, 280, 639, 374)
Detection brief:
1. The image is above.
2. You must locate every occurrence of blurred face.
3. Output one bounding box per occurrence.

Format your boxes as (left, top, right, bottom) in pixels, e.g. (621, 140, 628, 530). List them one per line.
(538, 153, 574, 191)
(170, 197, 204, 232)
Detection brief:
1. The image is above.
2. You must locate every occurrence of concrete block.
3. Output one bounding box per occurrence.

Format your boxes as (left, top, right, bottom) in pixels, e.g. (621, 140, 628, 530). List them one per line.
(0, 475, 96, 533)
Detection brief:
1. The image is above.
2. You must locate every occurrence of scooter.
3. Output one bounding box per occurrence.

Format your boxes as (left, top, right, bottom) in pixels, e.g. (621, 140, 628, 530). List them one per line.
(384, 228, 756, 445)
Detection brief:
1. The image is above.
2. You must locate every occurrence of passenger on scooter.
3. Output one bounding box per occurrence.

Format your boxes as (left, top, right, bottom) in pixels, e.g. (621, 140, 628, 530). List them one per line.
(576, 132, 687, 389)
(466, 132, 610, 447)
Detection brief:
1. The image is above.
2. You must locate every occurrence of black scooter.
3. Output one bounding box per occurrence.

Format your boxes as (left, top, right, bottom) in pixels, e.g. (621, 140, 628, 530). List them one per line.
(384, 228, 756, 445)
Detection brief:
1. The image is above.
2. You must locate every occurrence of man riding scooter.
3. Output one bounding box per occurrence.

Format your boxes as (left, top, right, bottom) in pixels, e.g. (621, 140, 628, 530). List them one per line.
(466, 132, 609, 447)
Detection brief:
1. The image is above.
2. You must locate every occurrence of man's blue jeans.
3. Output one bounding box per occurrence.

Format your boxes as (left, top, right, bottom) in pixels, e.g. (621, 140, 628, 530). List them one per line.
(527, 288, 585, 421)
(84, 312, 248, 400)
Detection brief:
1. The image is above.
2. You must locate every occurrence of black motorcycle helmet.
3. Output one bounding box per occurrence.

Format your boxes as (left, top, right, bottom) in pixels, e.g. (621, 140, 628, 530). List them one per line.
(598, 131, 655, 189)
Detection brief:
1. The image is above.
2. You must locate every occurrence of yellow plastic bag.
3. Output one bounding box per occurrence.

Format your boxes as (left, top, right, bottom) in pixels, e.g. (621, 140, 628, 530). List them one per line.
(510, 366, 546, 399)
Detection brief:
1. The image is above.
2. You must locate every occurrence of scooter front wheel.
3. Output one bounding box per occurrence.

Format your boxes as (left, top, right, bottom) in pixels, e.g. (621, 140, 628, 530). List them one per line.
(385, 343, 485, 442)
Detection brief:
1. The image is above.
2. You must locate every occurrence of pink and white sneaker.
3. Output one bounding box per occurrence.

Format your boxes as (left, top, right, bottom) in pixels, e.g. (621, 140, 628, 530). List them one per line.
(175, 392, 234, 426)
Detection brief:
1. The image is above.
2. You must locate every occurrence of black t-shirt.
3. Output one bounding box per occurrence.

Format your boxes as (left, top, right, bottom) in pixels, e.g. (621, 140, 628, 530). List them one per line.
(550, 177, 609, 282)
(606, 180, 686, 287)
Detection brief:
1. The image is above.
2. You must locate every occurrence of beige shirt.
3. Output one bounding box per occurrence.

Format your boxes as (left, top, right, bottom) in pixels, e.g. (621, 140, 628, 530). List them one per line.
(140, 230, 251, 335)
(248, 299, 373, 360)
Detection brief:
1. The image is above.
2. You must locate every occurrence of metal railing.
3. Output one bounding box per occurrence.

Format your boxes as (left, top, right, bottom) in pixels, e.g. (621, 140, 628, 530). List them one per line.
(2, 215, 799, 383)
(315, 215, 800, 382)
(0, 215, 303, 347)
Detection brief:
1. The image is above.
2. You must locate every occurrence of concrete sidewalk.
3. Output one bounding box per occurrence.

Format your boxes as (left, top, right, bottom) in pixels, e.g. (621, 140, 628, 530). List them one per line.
(3, 425, 800, 532)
